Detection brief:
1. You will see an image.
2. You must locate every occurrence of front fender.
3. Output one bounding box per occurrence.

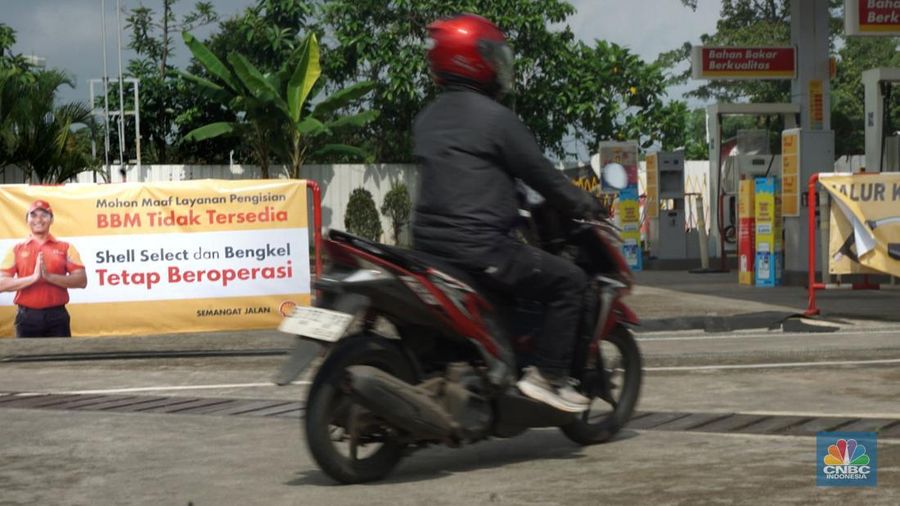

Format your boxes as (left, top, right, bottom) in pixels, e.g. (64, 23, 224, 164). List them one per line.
(613, 299, 639, 326)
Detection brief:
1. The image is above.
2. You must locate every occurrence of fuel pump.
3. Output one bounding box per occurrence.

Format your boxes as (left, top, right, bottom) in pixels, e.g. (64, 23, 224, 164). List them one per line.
(721, 130, 782, 244)
(862, 68, 900, 173)
(706, 103, 799, 266)
(647, 151, 686, 260)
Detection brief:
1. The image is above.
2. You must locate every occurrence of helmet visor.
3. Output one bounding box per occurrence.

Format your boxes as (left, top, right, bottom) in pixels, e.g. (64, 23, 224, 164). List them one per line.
(480, 40, 515, 96)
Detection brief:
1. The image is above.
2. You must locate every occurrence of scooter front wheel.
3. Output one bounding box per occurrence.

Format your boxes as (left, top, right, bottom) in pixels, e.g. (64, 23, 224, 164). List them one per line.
(304, 334, 416, 484)
(560, 325, 642, 445)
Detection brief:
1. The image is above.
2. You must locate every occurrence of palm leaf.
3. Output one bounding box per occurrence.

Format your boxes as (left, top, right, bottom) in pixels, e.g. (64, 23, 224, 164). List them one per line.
(227, 52, 289, 115)
(182, 31, 240, 92)
(287, 34, 321, 123)
(312, 81, 375, 118)
(324, 110, 379, 130)
(296, 117, 328, 136)
(184, 122, 237, 142)
(311, 144, 368, 160)
(177, 70, 231, 102)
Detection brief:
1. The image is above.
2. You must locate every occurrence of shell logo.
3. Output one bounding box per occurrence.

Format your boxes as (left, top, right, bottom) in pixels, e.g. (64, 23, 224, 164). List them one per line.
(278, 300, 298, 317)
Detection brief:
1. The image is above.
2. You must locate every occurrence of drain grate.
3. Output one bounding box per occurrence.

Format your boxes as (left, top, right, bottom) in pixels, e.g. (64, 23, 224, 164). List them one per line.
(2, 391, 899, 437)
(627, 410, 900, 437)
(0, 392, 303, 419)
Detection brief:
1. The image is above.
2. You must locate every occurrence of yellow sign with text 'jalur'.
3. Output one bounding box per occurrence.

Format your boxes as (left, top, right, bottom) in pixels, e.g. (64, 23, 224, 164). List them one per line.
(822, 173, 900, 277)
(0, 180, 310, 337)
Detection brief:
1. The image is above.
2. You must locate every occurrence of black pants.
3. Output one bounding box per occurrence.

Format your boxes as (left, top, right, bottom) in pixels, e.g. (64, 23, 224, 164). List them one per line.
(470, 242, 588, 376)
(15, 306, 72, 338)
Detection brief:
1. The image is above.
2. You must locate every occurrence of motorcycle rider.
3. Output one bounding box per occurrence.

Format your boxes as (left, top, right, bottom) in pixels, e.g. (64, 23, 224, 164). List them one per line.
(412, 13, 604, 413)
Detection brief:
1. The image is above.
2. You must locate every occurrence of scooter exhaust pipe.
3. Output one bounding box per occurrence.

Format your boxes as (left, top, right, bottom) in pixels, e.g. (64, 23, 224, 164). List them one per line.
(344, 365, 459, 441)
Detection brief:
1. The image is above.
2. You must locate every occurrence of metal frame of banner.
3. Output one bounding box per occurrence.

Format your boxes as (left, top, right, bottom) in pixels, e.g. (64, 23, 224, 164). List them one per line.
(307, 180, 323, 281)
(805, 172, 883, 316)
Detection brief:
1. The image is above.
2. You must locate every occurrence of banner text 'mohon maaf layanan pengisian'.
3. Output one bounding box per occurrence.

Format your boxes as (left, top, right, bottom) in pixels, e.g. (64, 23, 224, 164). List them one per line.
(94, 191, 288, 228)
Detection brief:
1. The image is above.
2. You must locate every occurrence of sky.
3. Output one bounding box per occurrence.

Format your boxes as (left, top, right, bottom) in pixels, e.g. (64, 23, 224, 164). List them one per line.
(2, 0, 722, 106)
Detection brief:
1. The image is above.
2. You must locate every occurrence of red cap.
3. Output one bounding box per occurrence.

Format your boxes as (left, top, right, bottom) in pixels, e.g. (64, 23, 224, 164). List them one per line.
(28, 200, 53, 216)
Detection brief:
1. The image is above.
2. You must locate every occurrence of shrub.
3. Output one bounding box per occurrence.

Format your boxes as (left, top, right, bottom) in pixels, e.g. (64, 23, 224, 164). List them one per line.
(345, 187, 382, 241)
(380, 181, 411, 245)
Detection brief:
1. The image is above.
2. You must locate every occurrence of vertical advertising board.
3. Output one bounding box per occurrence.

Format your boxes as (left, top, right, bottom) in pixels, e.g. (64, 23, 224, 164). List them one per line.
(738, 178, 756, 285)
(0, 180, 310, 337)
(808, 80, 825, 130)
(599, 141, 642, 271)
(645, 152, 659, 219)
(782, 129, 800, 217)
(754, 177, 783, 286)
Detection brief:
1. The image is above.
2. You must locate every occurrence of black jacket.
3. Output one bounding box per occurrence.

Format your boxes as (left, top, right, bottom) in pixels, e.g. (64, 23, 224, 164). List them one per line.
(412, 88, 597, 264)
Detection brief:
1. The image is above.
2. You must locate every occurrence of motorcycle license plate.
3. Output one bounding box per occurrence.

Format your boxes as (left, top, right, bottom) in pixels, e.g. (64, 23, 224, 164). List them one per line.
(278, 307, 353, 342)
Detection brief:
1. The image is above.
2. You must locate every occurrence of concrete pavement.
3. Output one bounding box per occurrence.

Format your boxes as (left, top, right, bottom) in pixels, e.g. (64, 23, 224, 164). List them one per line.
(2, 325, 900, 504)
(0, 268, 897, 357)
(629, 270, 899, 332)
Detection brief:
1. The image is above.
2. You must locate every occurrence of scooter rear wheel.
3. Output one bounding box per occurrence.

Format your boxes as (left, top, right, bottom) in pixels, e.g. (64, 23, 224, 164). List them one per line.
(560, 325, 642, 445)
(305, 334, 416, 484)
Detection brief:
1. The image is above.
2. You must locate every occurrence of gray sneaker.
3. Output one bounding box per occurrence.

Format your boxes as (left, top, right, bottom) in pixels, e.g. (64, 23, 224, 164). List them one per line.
(516, 366, 590, 413)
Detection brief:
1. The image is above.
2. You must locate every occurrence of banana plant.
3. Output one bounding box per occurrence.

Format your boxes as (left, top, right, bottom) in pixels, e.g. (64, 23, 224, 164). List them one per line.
(181, 31, 378, 179)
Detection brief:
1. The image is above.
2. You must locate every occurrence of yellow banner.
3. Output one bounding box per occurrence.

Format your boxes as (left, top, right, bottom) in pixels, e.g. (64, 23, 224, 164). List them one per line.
(821, 173, 900, 276)
(781, 130, 800, 217)
(0, 180, 311, 337)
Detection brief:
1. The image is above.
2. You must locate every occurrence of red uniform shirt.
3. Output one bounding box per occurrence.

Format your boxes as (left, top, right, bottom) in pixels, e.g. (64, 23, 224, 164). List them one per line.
(1, 235, 85, 309)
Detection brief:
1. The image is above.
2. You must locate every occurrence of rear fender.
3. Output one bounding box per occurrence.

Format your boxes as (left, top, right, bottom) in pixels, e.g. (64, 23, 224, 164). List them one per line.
(273, 294, 371, 386)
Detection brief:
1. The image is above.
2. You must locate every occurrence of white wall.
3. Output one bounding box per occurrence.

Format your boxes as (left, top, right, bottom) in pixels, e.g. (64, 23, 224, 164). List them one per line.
(0, 165, 27, 185)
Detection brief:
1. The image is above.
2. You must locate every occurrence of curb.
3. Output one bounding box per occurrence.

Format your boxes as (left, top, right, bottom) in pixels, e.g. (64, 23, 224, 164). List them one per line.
(638, 311, 799, 333)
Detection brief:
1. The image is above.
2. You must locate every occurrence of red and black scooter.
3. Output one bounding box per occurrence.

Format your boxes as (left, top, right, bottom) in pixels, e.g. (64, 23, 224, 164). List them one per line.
(277, 167, 643, 484)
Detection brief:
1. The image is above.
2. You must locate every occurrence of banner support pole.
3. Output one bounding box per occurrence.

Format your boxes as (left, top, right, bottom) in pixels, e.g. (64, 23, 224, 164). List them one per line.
(805, 173, 821, 316)
(306, 180, 322, 281)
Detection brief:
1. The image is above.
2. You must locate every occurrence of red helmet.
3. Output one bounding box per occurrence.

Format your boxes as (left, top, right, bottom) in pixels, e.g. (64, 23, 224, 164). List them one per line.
(426, 13, 514, 96)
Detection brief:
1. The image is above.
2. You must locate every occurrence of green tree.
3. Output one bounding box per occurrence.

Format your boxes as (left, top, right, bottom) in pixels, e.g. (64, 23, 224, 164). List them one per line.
(667, 0, 899, 158)
(663, 0, 794, 104)
(7, 70, 100, 183)
(345, 187, 382, 241)
(559, 39, 678, 151)
(653, 102, 708, 159)
(318, 0, 675, 160)
(181, 32, 377, 178)
(0, 24, 99, 182)
(116, 0, 218, 164)
(380, 181, 411, 245)
(172, 0, 315, 165)
(0, 23, 31, 168)
(204, 0, 313, 75)
(831, 37, 900, 158)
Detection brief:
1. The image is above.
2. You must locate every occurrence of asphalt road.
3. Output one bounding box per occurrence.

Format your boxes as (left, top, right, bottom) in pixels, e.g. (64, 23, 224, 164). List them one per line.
(2, 324, 899, 505)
